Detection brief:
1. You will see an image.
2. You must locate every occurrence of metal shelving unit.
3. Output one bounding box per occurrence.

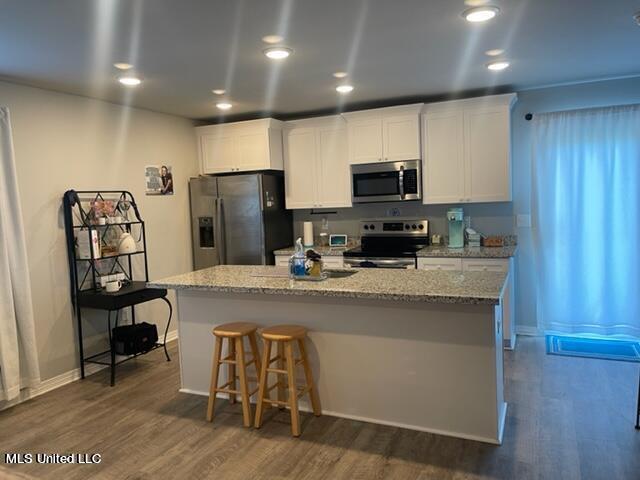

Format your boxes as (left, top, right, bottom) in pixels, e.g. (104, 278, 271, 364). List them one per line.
(62, 189, 172, 386)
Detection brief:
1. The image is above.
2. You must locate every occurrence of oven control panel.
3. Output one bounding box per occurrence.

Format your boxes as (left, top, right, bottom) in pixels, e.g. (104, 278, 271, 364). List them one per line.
(360, 219, 429, 236)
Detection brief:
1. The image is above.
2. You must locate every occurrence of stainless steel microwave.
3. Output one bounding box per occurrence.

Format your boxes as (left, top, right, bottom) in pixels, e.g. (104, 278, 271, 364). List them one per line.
(351, 159, 422, 203)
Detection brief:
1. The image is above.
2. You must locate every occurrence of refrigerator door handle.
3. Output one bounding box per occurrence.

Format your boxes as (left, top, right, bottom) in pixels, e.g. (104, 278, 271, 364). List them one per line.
(216, 197, 226, 264)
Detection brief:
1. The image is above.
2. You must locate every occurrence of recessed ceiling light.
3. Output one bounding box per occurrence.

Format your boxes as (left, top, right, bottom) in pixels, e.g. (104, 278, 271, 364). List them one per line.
(212, 89, 226, 95)
(486, 60, 510, 71)
(216, 102, 233, 110)
(336, 85, 354, 94)
(463, 6, 499, 22)
(263, 46, 293, 60)
(118, 74, 142, 86)
(262, 34, 284, 44)
(333, 71, 348, 78)
(634, 11, 640, 26)
(485, 49, 504, 57)
(113, 62, 133, 70)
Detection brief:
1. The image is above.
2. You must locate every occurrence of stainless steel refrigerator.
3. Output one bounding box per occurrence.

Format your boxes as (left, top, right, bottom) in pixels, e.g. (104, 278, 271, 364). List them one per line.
(189, 173, 293, 269)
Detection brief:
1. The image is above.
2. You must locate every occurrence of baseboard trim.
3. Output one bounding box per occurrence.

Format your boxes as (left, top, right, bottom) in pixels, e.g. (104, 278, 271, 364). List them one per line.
(164, 329, 179, 344)
(180, 388, 504, 445)
(497, 401, 508, 445)
(1, 331, 179, 411)
(516, 326, 540, 336)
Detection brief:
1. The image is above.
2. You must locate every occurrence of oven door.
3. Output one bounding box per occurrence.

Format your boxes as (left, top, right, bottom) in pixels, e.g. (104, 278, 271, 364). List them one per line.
(351, 160, 421, 203)
(343, 257, 417, 269)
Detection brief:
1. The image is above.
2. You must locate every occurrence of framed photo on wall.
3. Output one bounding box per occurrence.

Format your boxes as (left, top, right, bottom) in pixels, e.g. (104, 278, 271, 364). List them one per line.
(145, 165, 174, 195)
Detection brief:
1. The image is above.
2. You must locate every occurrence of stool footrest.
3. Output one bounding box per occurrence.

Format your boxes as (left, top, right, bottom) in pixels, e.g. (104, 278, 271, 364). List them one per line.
(266, 367, 287, 374)
(219, 379, 234, 389)
(261, 398, 289, 407)
(265, 382, 282, 393)
(221, 352, 257, 364)
(220, 355, 236, 364)
(268, 355, 284, 365)
(216, 388, 258, 396)
(219, 376, 259, 389)
(216, 387, 240, 396)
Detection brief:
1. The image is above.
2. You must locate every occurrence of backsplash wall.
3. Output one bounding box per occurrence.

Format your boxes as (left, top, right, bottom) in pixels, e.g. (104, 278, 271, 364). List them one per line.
(292, 201, 514, 243)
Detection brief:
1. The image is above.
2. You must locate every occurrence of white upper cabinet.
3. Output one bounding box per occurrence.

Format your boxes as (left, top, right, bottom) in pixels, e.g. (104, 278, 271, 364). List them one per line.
(383, 114, 421, 161)
(196, 119, 284, 174)
(201, 129, 236, 174)
(316, 124, 350, 207)
(283, 127, 318, 209)
(423, 111, 465, 204)
(347, 118, 384, 164)
(464, 106, 511, 202)
(283, 116, 351, 209)
(343, 104, 422, 165)
(422, 94, 516, 204)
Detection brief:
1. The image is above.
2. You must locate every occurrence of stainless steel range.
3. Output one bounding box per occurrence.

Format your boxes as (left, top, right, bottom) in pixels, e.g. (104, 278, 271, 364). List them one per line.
(343, 219, 429, 269)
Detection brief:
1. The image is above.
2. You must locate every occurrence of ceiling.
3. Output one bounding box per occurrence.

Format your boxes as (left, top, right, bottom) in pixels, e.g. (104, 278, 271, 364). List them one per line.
(1, 0, 639, 121)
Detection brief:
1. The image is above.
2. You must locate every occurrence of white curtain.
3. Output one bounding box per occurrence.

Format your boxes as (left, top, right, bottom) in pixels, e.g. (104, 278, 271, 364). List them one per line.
(0, 107, 40, 401)
(532, 104, 640, 337)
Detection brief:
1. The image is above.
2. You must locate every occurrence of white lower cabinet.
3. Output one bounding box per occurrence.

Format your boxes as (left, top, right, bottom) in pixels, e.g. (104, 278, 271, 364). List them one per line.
(417, 256, 516, 349)
(275, 255, 290, 267)
(274, 255, 345, 269)
(461, 258, 509, 273)
(416, 257, 462, 271)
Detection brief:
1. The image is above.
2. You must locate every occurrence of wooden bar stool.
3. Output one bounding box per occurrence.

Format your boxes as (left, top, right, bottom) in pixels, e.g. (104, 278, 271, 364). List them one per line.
(206, 322, 262, 427)
(254, 325, 321, 436)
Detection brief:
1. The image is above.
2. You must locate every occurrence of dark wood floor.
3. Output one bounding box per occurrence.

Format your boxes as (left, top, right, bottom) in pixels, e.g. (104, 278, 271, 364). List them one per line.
(1, 337, 639, 480)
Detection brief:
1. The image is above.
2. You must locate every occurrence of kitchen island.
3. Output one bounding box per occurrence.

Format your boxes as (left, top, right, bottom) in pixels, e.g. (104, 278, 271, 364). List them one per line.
(149, 266, 509, 444)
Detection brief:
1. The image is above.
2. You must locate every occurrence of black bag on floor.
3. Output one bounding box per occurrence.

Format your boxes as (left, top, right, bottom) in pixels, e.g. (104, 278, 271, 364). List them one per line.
(112, 322, 158, 355)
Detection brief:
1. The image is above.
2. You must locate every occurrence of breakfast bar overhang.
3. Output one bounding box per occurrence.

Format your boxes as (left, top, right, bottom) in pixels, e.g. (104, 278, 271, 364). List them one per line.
(149, 266, 508, 444)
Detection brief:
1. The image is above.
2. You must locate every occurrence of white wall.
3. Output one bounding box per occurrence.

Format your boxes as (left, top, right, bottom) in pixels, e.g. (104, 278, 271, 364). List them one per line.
(511, 76, 640, 330)
(0, 80, 198, 381)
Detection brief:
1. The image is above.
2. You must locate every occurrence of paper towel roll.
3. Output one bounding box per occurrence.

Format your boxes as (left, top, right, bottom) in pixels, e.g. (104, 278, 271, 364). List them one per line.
(303, 222, 314, 247)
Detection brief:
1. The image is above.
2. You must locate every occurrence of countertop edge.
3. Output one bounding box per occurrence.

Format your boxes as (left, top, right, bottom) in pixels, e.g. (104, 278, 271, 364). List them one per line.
(146, 282, 500, 306)
(273, 248, 351, 257)
(416, 245, 518, 258)
(275, 245, 517, 258)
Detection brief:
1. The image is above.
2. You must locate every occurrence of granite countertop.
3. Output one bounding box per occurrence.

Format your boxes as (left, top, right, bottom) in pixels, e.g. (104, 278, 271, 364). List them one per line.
(148, 265, 507, 305)
(417, 245, 517, 258)
(274, 244, 357, 257)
